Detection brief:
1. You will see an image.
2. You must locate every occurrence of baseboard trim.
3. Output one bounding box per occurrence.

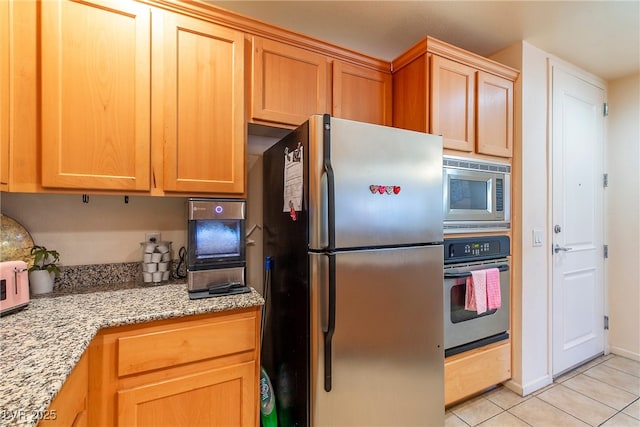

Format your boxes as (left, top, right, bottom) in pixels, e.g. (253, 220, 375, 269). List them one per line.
(610, 346, 640, 362)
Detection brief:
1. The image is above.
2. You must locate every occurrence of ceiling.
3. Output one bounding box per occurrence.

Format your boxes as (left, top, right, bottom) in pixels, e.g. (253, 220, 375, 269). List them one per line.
(207, 1, 640, 82)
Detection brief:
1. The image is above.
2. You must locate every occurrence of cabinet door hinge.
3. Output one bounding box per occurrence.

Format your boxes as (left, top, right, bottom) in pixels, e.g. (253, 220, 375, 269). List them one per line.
(603, 102, 609, 117)
(604, 244, 609, 259)
(604, 315, 609, 330)
(603, 173, 608, 188)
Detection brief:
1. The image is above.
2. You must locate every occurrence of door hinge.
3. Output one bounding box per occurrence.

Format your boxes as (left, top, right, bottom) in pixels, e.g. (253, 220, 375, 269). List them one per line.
(604, 315, 609, 330)
(604, 244, 609, 259)
(603, 102, 609, 117)
(603, 173, 608, 188)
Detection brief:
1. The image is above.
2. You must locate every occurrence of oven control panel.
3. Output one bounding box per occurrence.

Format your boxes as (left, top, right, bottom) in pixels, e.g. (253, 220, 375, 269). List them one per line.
(444, 236, 510, 264)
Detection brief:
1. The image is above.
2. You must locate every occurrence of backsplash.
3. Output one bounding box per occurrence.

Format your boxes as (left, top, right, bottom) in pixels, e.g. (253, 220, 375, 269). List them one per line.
(52, 261, 185, 293)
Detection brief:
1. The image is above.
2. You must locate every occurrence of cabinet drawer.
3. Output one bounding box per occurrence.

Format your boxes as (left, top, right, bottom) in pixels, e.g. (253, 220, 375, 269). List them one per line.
(118, 316, 256, 377)
(445, 341, 511, 406)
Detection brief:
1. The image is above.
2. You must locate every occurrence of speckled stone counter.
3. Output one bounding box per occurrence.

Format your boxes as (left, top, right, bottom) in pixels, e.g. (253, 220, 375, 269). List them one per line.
(0, 283, 264, 427)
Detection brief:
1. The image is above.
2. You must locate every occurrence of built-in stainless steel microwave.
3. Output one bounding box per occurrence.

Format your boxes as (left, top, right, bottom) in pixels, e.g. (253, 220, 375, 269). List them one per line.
(443, 156, 511, 233)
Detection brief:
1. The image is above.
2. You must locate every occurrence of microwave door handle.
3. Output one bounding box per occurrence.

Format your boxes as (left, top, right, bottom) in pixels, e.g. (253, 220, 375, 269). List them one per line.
(444, 264, 509, 279)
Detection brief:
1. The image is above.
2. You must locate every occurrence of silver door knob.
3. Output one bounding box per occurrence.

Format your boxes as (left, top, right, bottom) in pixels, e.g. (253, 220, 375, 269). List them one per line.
(554, 244, 572, 253)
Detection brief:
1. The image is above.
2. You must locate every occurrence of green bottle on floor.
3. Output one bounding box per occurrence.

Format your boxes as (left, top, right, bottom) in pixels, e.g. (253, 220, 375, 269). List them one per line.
(260, 366, 278, 427)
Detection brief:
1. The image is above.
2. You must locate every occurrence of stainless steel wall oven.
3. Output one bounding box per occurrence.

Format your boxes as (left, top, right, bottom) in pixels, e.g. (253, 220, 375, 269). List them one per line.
(444, 236, 510, 357)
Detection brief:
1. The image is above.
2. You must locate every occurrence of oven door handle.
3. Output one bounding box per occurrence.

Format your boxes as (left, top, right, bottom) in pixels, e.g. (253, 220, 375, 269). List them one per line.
(444, 264, 509, 279)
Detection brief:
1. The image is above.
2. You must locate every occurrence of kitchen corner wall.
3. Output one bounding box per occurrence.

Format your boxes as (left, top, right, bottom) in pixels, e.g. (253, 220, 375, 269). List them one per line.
(606, 73, 640, 361)
(491, 41, 553, 396)
(1, 192, 188, 266)
(492, 43, 640, 398)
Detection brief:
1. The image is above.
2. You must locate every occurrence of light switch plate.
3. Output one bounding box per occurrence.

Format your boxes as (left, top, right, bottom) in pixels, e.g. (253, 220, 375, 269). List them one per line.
(532, 229, 543, 247)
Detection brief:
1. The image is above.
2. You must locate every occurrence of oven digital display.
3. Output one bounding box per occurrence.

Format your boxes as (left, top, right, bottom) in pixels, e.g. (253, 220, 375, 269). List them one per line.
(448, 241, 501, 258)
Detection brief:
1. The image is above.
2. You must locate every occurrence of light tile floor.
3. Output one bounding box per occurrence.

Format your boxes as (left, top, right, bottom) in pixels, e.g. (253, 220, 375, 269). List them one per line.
(446, 354, 640, 426)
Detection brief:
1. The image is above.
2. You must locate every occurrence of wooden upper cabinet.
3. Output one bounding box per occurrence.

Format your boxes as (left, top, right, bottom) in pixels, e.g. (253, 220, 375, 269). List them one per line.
(41, 0, 151, 191)
(332, 60, 392, 126)
(477, 71, 513, 157)
(251, 36, 329, 127)
(392, 37, 517, 159)
(392, 54, 428, 133)
(430, 55, 476, 153)
(159, 12, 245, 194)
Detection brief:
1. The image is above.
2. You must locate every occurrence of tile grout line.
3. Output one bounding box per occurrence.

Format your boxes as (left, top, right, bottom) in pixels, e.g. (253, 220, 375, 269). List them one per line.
(581, 369, 640, 397)
(620, 397, 640, 421)
(529, 394, 601, 426)
(557, 375, 638, 413)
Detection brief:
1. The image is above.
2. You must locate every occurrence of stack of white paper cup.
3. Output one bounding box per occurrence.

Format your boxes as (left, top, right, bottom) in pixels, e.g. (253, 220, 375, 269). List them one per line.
(141, 242, 172, 283)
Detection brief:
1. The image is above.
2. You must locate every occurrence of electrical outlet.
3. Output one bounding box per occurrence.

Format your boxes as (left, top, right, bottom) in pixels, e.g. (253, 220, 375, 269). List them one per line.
(145, 232, 161, 244)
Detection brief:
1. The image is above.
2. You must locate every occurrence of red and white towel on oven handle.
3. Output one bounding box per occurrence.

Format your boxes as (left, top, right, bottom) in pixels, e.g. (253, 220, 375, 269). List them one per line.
(465, 268, 501, 314)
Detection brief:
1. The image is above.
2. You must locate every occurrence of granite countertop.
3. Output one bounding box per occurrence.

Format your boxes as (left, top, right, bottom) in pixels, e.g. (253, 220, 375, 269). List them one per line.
(0, 282, 264, 427)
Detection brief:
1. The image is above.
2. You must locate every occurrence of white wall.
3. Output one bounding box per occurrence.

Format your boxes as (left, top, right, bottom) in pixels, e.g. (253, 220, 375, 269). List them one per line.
(1, 192, 187, 266)
(491, 41, 554, 395)
(492, 43, 640, 397)
(606, 73, 640, 360)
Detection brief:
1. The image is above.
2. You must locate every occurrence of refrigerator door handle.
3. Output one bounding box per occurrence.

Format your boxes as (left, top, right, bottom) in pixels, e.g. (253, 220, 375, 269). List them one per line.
(322, 114, 336, 392)
(323, 252, 336, 392)
(323, 114, 335, 251)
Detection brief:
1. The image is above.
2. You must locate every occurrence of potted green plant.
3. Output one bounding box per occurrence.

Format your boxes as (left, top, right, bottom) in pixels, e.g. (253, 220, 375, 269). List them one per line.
(28, 245, 61, 294)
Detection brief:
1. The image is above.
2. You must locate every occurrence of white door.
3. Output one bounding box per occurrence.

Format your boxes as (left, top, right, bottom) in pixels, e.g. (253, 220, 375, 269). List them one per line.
(551, 65, 605, 376)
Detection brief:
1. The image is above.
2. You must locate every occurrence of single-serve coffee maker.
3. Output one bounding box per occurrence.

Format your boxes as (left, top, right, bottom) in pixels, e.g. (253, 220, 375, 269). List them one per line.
(186, 198, 249, 299)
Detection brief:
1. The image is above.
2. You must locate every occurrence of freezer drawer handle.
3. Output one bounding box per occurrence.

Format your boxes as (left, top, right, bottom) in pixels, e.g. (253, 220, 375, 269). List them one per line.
(324, 252, 336, 392)
(443, 264, 509, 279)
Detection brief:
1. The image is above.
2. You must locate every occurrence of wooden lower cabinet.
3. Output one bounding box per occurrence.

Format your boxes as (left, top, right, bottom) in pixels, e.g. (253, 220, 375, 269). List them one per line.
(38, 352, 89, 427)
(88, 308, 260, 426)
(118, 361, 255, 426)
(444, 341, 511, 406)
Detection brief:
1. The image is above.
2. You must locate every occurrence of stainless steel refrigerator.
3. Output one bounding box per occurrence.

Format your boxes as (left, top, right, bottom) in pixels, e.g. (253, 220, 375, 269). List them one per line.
(262, 114, 444, 426)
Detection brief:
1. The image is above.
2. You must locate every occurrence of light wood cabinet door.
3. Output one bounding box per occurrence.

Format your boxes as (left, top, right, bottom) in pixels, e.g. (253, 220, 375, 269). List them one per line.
(117, 361, 256, 427)
(159, 12, 245, 194)
(40, 0, 151, 191)
(38, 352, 89, 427)
(477, 71, 514, 158)
(251, 37, 329, 126)
(430, 55, 476, 152)
(332, 60, 392, 126)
